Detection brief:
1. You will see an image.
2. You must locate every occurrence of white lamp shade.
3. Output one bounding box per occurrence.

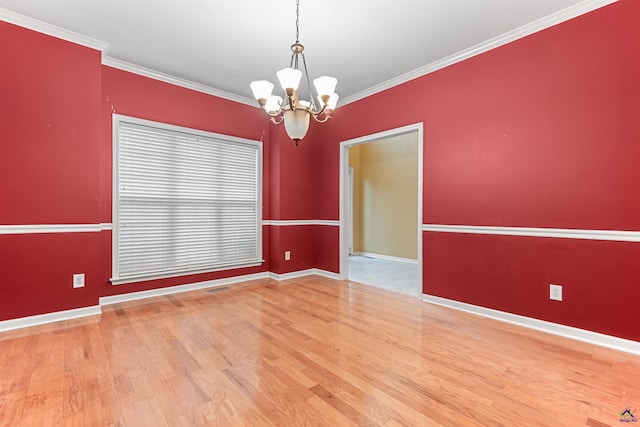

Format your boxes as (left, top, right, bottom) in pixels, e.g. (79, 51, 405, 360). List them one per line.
(276, 68, 302, 92)
(313, 76, 337, 96)
(283, 108, 310, 141)
(328, 93, 339, 110)
(318, 93, 339, 110)
(250, 80, 274, 100)
(264, 95, 283, 114)
(298, 100, 311, 110)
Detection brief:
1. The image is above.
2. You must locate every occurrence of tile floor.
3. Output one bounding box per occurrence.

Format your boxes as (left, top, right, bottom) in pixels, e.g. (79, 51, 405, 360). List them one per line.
(348, 255, 420, 297)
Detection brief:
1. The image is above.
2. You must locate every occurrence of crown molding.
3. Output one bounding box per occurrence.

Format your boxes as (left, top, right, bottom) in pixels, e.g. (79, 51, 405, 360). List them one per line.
(340, 0, 618, 106)
(0, 7, 108, 52)
(0, 7, 255, 106)
(2, 0, 619, 109)
(102, 57, 256, 106)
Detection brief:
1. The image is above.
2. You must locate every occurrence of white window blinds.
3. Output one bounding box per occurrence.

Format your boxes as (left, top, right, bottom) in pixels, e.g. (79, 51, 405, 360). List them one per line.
(112, 115, 262, 284)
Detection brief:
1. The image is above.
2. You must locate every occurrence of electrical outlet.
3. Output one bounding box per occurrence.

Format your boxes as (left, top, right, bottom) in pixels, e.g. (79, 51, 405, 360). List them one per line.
(284, 250, 291, 261)
(550, 284, 562, 301)
(73, 273, 85, 288)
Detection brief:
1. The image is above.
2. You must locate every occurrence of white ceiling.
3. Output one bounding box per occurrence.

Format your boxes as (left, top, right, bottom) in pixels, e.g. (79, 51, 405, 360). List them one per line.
(0, 0, 614, 105)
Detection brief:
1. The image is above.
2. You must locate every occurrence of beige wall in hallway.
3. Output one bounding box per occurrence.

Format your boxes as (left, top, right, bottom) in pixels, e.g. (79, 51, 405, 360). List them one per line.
(349, 132, 418, 260)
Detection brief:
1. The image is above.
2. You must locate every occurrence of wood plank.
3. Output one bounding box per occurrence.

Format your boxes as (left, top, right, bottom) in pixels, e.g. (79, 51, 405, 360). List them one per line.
(0, 276, 639, 426)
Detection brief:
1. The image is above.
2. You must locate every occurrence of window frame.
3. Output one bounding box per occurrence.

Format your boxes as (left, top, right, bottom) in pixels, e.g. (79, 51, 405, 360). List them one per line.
(111, 114, 263, 285)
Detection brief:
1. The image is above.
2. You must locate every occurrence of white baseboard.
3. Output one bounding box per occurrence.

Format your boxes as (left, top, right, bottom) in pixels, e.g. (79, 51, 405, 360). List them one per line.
(0, 305, 102, 333)
(423, 294, 640, 356)
(269, 268, 342, 281)
(99, 272, 270, 306)
(0, 269, 344, 333)
(3, 275, 638, 358)
(103, 269, 342, 305)
(352, 252, 418, 264)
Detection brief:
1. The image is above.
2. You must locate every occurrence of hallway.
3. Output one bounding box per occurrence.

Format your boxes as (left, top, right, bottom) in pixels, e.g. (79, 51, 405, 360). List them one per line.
(348, 255, 420, 297)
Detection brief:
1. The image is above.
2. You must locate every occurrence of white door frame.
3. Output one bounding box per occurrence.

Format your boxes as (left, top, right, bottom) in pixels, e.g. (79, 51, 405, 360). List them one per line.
(347, 167, 354, 255)
(339, 123, 424, 297)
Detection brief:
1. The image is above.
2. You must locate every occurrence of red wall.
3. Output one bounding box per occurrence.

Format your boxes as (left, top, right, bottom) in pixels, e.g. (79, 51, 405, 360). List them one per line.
(268, 116, 340, 274)
(99, 66, 271, 296)
(0, 14, 329, 320)
(0, 21, 102, 320)
(424, 232, 640, 340)
(268, 123, 317, 221)
(0, 20, 278, 320)
(4, 0, 639, 345)
(0, 22, 101, 225)
(316, 0, 640, 341)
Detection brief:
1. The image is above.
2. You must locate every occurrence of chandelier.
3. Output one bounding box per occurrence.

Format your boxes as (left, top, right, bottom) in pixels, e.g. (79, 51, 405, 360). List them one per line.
(249, 0, 339, 146)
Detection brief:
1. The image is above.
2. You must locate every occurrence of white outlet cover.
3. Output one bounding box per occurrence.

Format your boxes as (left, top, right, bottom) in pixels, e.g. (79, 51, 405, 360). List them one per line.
(550, 284, 562, 301)
(73, 273, 85, 288)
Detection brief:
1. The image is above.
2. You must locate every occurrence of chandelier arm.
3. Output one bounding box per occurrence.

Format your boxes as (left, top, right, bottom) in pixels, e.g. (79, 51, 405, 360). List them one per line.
(300, 53, 318, 111)
(286, 50, 299, 110)
(310, 104, 327, 116)
(311, 113, 331, 124)
(270, 115, 284, 125)
(262, 107, 284, 118)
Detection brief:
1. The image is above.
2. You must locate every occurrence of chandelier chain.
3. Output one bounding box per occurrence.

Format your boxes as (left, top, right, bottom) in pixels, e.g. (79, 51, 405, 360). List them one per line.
(295, 0, 300, 43)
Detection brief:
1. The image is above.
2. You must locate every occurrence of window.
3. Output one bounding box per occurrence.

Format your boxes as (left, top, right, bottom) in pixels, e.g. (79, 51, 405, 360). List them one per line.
(111, 115, 262, 284)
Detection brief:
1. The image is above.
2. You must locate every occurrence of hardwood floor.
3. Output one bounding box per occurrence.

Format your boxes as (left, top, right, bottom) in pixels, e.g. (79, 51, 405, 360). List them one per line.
(1, 276, 639, 426)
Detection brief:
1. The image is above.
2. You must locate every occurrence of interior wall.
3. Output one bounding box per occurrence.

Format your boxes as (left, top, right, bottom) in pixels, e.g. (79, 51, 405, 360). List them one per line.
(316, 0, 640, 342)
(0, 12, 332, 322)
(0, 18, 281, 322)
(0, 21, 102, 321)
(4, 0, 638, 345)
(100, 66, 271, 296)
(349, 134, 418, 260)
(267, 122, 324, 275)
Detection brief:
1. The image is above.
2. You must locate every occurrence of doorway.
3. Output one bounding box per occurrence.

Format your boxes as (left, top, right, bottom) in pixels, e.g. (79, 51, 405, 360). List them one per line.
(340, 123, 423, 298)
